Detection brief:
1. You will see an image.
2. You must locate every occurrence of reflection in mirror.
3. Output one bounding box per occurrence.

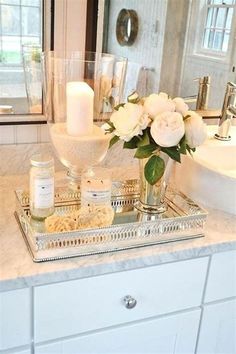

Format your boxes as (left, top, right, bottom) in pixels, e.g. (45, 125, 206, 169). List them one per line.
(116, 8, 139, 46)
(103, 0, 236, 112)
(0, 0, 43, 115)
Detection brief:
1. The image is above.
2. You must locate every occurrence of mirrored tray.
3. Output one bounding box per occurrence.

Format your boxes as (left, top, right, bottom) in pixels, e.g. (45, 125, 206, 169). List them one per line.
(15, 180, 207, 262)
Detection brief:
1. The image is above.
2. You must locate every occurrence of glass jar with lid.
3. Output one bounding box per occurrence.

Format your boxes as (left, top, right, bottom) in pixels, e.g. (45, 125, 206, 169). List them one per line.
(30, 154, 55, 220)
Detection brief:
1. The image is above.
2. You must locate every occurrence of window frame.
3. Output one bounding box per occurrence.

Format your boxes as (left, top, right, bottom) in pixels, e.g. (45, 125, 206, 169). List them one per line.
(193, 0, 236, 62)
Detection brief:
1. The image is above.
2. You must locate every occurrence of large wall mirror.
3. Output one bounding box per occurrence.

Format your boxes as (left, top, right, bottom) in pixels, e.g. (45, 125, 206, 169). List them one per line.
(0, 0, 47, 119)
(102, 0, 236, 111)
(0, 0, 91, 124)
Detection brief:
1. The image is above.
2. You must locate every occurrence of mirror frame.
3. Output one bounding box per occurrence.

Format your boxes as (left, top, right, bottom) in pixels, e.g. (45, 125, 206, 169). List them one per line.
(116, 9, 138, 47)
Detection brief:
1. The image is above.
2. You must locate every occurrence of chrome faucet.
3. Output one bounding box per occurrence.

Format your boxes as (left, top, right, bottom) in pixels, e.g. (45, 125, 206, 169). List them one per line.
(183, 76, 211, 110)
(196, 76, 211, 110)
(215, 82, 236, 141)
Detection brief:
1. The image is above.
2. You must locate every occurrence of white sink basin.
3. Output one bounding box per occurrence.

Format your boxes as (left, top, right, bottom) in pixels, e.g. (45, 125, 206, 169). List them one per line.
(174, 125, 236, 215)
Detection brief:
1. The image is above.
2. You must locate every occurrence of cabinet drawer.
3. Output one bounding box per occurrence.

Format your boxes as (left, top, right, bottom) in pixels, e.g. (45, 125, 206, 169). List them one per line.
(34, 257, 208, 343)
(35, 309, 201, 354)
(0, 288, 31, 350)
(205, 250, 236, 302)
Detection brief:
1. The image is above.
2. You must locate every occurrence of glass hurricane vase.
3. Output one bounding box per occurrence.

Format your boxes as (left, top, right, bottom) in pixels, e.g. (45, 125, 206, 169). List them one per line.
(42, 51, 127, 188)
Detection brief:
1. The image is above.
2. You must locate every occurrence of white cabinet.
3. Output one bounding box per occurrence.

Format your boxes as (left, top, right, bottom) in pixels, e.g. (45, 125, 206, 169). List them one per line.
(205, 250, 236, 302)
(197, 299, 236, 354)
(35, 309, 201, 354)
(0, 288, 31, 351)
(34, 257, 208, 343)
(11, 349, 31, 354)
(197, 250, 236, 354)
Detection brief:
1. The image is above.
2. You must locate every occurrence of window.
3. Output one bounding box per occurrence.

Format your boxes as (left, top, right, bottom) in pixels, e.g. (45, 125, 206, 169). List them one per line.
(202, 0, 235, 53)
(0, 0, 43, 115)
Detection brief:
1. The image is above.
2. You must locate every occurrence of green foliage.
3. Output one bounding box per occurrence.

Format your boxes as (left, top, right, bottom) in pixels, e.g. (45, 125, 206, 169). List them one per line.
(134, 144, 157, 159)
(179, 135, 187, 155)
(160, 146, 181, 163)
(137, 129, 150, 146)
(114, 103, 125, 111)
(123, 136, 140, 149)
(109, 135, 119, 148)
(127, 91, 140, 104)
(144, 155, 165, 185)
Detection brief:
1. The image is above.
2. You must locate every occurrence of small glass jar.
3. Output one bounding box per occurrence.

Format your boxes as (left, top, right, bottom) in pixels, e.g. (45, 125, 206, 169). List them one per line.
(30, 154, 55, 220)
(81, 167, 112, 207)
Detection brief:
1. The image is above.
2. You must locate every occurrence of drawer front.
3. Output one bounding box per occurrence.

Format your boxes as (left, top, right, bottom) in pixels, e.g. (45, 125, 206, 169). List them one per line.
(0, 288, 31, 350)
(34, 257, 208, 343)
(35, 309, 201, 354)
(205, 250, 236, 302)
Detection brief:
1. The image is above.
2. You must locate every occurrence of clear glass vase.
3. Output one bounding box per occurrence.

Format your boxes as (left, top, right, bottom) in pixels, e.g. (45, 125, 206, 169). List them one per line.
(42, 51, 127, 188)
(135, 153, 174, 214)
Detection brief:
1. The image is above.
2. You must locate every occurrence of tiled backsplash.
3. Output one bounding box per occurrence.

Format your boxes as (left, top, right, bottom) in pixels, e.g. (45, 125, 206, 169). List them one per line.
(0, 124, 50, 145)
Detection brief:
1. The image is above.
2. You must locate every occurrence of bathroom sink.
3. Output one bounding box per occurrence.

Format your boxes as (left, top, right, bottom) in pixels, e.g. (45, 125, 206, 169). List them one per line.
(174, 125, 236, 215)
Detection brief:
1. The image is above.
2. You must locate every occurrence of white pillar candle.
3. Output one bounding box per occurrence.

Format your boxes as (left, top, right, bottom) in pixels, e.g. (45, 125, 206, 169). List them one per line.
(66, 82, 94, 136)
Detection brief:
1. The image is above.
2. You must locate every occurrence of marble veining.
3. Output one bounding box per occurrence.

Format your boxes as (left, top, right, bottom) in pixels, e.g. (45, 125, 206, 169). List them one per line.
(0, 171, 236, 292)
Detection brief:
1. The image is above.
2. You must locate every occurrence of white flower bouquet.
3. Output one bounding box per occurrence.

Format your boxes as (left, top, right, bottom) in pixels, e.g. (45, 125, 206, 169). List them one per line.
(105, 92, 207, 185)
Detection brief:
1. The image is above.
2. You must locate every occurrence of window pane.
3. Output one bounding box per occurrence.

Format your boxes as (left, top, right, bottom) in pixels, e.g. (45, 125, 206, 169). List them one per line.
(206, 8, 214, 27)
(22, 6, 40, 36)
(203, 29, 210, 48)
(0, 0, 43, 115)
(1, 5, 20, 35)
(22, 36, 40, 46)
(225, 8, 233, 29)
(213, 30, 223, 50)
(0, 0, 20, 4)
(222, 0, 235, 4)
(212, 0, 223, 4)
(212, 7, 218, 27)
(222, 31, 230, 51)
(208, 29, 215, 48)
(2, 35, 21, 64)
(21, 0, 40, 6)
(216, 8, 226, 28)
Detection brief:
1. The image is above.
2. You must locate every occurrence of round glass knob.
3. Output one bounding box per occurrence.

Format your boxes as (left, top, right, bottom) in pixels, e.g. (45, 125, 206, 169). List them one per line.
(123, 295, 137, 309)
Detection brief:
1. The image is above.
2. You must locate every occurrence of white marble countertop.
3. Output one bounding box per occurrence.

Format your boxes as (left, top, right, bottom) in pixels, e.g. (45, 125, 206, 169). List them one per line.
(1, 170, 236, 292)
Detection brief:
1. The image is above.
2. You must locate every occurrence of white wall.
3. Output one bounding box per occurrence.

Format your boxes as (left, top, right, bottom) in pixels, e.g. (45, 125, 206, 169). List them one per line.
(106, 0, 168, 95)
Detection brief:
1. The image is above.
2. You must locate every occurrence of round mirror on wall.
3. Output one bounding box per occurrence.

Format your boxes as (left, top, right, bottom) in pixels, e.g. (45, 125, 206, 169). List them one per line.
(116, 9, 138, 46)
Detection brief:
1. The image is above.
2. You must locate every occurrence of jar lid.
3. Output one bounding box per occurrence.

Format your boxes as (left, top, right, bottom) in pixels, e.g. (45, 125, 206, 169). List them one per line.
(30, 154, 54, 167)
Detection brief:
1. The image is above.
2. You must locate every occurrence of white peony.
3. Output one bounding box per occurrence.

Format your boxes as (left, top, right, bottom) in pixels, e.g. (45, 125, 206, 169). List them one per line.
(110, 103, 150, 142)
(173, 97, 189, 116)
(184, 111, 207, 148)
(150, 111, 185, 147)
(144, 93, 175, 118)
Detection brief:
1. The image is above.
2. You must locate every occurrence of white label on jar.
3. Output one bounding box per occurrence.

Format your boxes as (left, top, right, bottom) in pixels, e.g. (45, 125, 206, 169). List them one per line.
(81, 189, 111, 206)
(34, 178, 54, 209)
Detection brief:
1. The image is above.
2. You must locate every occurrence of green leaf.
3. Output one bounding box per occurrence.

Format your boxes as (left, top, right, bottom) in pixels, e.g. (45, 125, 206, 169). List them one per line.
(179, 136, 187, 155)
(109, 135, 119, 148)
(127, 91, 140, 104)
(161, 147, 181, 163)
(144, 155, 165, 185)
(123, 136, 140, 149)
(134, 144, 157, 159)
(186, 145, 196, 156)
(183, 114, 191, 121)
(137, 129, 150, 147)
(114, 103, 125, 111)
(105, 120, 115, 129)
